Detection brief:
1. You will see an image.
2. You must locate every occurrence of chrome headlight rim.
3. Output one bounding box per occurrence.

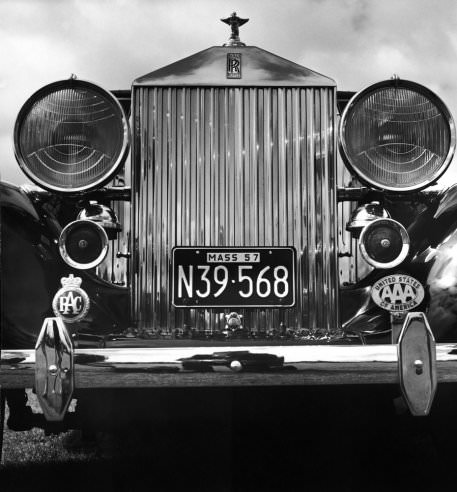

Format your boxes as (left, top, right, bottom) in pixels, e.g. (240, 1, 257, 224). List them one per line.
(14, 77, 130, 194)
(359, 218, 410, 269)
(339, 78, 456, 192)
(59, 219, 109, 270)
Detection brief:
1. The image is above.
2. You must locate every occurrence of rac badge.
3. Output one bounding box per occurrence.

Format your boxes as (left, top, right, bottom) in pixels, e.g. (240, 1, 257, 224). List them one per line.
(371, 274, 425, 313)
(52, 274, 90, 323)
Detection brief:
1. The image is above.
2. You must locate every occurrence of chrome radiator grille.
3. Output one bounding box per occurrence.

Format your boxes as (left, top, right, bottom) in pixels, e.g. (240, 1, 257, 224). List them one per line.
(132, 86, 338, 334)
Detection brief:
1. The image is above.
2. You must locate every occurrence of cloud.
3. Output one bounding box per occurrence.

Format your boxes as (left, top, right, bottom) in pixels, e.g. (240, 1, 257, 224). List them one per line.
(2, 0, 457, 187)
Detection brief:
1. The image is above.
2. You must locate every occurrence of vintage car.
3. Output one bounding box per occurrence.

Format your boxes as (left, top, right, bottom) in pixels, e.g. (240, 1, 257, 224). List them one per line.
(2, 13, 457, 451)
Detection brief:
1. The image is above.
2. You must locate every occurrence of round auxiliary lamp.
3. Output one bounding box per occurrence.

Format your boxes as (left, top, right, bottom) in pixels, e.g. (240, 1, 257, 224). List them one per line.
(359, 218, 410, 269)
(59, 220, 109, 270)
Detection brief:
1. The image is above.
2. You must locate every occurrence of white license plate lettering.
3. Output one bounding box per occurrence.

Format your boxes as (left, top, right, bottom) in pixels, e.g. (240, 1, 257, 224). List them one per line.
(256, 266, 271, 297)
(173, 248, 295, 307)
(213, 265, 229, 297)
(274, 266, 289, 298)
(177, 265, 193, 298)
(177, 265, 290, 299)
(195, 265, 211, 298)
(238, 265, 254, 297)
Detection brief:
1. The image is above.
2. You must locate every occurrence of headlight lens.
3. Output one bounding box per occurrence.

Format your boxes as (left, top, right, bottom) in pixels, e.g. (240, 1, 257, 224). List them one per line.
(14, 78, 129, 193)
(339, 79, 455, 191)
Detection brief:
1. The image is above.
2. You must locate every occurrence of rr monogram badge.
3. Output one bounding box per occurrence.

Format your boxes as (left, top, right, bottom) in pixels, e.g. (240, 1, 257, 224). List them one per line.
(227, 53, 242, 79)
(52, 274, 90, 323)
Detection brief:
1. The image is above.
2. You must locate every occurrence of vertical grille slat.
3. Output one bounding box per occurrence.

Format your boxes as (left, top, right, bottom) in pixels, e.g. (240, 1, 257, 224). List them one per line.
(132, 86, 338, 335)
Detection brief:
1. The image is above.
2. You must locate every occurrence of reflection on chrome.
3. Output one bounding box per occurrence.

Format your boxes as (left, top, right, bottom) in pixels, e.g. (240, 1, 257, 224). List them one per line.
(3, 343, 457, 389)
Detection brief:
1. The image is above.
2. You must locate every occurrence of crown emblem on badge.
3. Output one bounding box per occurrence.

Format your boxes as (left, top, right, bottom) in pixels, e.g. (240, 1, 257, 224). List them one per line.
(60, 274, 82, 288)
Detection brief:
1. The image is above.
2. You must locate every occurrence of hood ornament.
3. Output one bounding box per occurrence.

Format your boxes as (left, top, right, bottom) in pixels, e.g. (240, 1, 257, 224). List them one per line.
(221, 12, 249, 47)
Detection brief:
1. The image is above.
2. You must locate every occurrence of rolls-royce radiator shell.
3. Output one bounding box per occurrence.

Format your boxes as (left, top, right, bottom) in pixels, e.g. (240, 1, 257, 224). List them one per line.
(131, 46, 339, 335)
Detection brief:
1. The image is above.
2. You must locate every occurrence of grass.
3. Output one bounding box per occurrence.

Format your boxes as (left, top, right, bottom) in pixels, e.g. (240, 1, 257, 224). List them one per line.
(3, 386, 457, 491)
(0, 389, 235, 492)
(1, 390, 97, 466)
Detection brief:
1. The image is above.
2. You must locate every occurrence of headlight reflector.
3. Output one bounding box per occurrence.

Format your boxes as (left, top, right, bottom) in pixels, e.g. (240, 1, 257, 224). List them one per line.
(339, 79, 455, 191)
(14, 78, 129, 192)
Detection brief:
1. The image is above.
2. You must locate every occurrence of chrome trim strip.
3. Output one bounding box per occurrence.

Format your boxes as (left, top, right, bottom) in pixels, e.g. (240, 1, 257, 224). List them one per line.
(3, 344, 457, 388)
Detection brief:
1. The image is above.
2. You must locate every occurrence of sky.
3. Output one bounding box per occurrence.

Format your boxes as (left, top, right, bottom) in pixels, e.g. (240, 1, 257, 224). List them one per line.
(2, 0, 457, 186)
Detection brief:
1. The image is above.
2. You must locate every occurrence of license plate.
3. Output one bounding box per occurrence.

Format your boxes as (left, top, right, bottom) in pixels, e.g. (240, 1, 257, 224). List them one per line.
(172, 247, 295, 308)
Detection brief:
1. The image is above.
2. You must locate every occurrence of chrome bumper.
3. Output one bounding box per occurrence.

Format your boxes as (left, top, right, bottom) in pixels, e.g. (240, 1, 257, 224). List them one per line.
(0, 314, 454, 419)
(3, 343, 457, 388)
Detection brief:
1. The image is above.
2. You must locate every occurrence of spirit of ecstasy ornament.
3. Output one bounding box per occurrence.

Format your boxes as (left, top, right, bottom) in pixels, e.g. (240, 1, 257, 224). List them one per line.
(221, 12, 249, 46)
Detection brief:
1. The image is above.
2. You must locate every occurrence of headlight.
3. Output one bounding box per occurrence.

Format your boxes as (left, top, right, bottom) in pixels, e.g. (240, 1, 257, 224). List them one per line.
(339, 79, 456, 191)
(14, 77, 129, 193)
